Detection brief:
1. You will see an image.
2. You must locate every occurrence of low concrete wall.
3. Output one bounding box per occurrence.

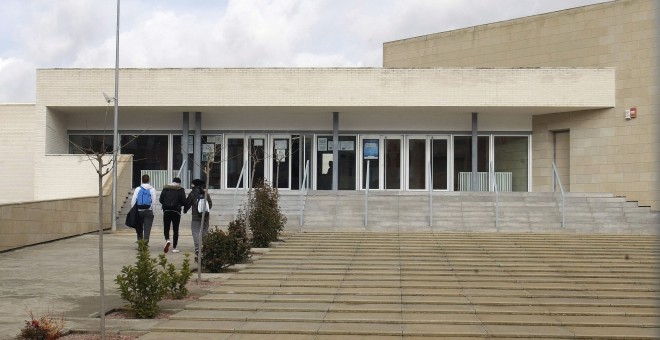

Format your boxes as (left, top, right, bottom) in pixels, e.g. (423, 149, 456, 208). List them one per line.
(0, 155, 133, 252)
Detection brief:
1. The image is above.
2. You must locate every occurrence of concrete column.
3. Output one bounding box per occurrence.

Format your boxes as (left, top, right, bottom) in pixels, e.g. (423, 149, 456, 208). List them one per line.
(194, 112, 202, 180)
(471, 112, 478, 191)
(182, 112, 190, 188)
(332, 112, 339, 191)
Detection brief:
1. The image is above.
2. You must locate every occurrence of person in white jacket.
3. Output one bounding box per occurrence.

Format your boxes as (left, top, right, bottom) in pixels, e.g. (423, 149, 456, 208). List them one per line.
(130, 174, 157, 244)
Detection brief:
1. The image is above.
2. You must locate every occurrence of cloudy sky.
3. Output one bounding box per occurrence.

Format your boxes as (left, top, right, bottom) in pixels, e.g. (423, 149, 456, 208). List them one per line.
(0, 0, 608, 103)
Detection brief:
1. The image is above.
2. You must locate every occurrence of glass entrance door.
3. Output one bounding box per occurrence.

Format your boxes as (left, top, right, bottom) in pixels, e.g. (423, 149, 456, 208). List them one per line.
(249, 136, 266, 187)
(407, 137, 427, 190)
(226, 137, 245, 189)
(385, 137, 402, 190)
(431, 137, 449, 190)
(406, 136, 449, 191)
(272, 136, 291, 189)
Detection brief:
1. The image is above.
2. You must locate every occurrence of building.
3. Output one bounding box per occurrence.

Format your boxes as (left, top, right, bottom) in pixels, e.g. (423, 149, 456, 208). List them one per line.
(0, 0, 656, 250)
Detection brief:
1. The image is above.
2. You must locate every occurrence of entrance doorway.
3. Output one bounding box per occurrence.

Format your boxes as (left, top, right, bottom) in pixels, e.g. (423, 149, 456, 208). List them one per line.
(405, 136, 449, 190)
(553, 131, 570, 192)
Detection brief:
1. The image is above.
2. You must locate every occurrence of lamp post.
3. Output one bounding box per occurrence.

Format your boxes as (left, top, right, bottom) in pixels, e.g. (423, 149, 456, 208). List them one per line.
(111, 0, 120, 232)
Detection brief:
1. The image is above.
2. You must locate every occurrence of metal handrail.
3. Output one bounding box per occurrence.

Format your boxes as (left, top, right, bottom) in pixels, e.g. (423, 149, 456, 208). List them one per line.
(234, 160, 248, 218)
(176, 159, 187, 178)
(364, 160, 370, 227)
(299, 160, 310, 226)
(428, 161, 433, 227)
(551, 162, 566, 229)
(489, 161, 499, 232)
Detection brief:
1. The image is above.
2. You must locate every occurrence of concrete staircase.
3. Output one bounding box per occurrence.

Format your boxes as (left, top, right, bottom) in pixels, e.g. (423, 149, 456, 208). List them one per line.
(140, 231, 659, 339)
(117, 189, 304, 230)
(117, 190, 659, 234)
(300, 191, 659, 234)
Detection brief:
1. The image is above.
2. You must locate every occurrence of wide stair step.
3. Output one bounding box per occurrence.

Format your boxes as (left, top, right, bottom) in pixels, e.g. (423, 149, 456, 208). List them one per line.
(141, 232, 659, 339)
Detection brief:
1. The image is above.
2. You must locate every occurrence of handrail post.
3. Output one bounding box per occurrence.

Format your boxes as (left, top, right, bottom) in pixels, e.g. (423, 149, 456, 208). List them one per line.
(299, 160, 309, 226)
(428, 161, 433, 227)
(489, 161, 499, 232)
(365, 160, 370, 227)
(551, 162, 565, 229)
(234, 160, 247, 218)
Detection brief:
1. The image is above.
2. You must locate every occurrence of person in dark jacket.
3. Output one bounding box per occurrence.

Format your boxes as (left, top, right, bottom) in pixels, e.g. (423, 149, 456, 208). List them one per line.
(183, 178, 213, 258)
(159, 177, 187, 253)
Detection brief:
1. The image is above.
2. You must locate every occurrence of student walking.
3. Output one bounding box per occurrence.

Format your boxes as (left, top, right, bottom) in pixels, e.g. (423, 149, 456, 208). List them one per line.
(183, 178, 213, 258)
(159, 177, 187, 253)
(131, 174, 157, 244)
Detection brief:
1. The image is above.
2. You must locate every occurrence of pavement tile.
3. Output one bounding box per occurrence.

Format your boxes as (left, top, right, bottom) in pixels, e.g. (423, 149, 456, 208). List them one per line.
(318, 321, 402, 336)
(402, 312, 480, 323)
(401, 304, 475, 313)
(323, 312, 402, 322)
(402, 295, 470, 304)
(483, 324, 574, 337)
(566, 326, 660, 338)
(258, 302, 332, 312)
(476, 313, 559, 326)
(170, 309, 253, 321)
(266, 294, 335, 303)
(337, 287, 401, 295)
(235, 320, 322, 334)
(151, 319, 242, 332)
(227, 334, 317, 340)
(249, 311, 326, 322)
(137, 331, 232, 340)
(554, 314, 649, 327)
(329, 303, 401, 313)
(402, 323, 487, 337)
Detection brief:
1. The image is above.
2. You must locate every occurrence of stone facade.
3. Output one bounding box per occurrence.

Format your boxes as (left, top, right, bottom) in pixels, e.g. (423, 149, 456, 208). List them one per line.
(383, 0, 658, 210)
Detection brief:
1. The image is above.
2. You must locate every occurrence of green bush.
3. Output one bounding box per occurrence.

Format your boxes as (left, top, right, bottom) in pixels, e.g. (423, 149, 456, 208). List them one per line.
(159, 253, 192, 299)
(248, 181, 286, 248)
(201, 227, 234, 273)
(202, 217, 251, 273)
(228, 213, 251, 264)
(115, 240, 168, 318)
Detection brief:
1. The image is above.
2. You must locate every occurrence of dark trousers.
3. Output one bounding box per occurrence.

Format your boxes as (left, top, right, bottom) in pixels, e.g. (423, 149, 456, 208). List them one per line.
(163, 210, 181, 248)
(135, 210, 154, 243)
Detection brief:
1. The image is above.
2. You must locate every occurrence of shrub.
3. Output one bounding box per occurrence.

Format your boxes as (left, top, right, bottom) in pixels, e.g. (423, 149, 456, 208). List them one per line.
(228, 211, 251, 264)
(248, 181, 286, 248)
(17, 309, 64, 340)
(201, 227, 234, 273)
(159, 253, 192, 299)
(202, 217, 251, 273)
(115, 240, 168, 318)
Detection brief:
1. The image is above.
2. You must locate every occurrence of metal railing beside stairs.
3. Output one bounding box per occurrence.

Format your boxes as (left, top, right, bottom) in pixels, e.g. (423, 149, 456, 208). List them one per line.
(552, 161, 566, 229)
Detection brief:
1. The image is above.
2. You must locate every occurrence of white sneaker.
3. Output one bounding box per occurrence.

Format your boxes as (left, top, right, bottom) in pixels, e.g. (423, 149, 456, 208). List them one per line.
(172, 248, 180, 253)
(164, 240, 171, 253)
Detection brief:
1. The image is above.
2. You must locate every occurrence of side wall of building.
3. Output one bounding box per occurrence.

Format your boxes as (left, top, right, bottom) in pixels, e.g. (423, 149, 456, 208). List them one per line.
(0, 104, 37, 204)
(383, 0, 658, 209)
(0, 155, 132, 252)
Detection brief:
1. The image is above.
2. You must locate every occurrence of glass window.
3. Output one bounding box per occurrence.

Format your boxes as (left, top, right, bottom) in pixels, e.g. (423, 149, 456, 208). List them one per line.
(316, 135, 356, 190)
(121, 135, 168, 188)
(408, 139, 426, 190)
(453, 136, 489, 191)
(494, 136, 529, 192)
(69, 135, 113, 154)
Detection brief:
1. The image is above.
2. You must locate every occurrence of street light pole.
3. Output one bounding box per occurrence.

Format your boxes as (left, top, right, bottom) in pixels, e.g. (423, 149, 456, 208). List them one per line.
(111, 0, 120, 232)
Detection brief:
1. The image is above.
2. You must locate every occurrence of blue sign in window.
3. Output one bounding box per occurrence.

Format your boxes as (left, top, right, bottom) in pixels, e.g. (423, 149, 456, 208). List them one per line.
(363, 139, 379, 160)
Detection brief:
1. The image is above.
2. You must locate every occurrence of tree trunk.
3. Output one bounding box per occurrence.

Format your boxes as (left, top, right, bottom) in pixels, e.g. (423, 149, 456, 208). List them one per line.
(97, 157, 106, 340)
